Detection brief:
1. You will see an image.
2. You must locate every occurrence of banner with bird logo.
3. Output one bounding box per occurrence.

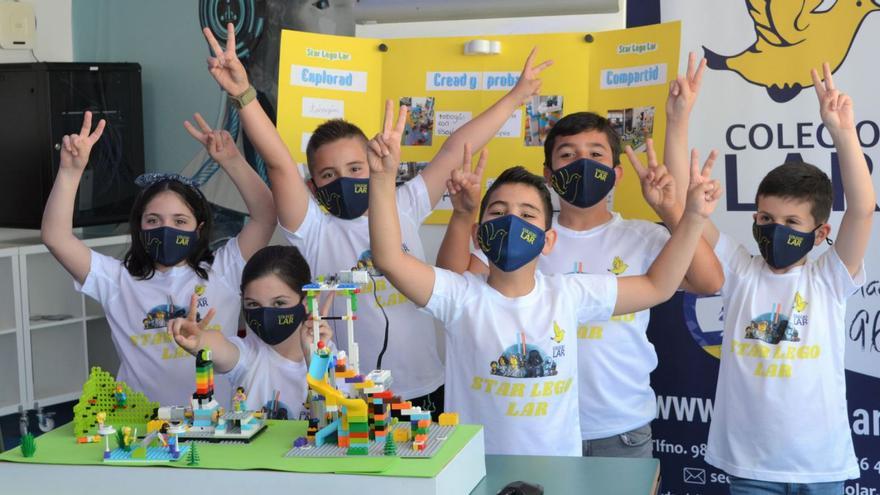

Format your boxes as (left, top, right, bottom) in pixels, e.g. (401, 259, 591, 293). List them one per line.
(650, 2, 880, 493)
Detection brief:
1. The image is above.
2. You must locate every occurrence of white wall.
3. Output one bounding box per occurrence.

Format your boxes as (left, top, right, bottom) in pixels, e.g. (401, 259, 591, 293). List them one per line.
(0, 0, 72, 63)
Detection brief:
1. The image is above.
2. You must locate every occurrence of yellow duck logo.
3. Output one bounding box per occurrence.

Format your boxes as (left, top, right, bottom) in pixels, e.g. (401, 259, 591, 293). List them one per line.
(703, 0, 880, 102)
(608, 256, 628, 276)
(552, 321, 565, 343)
(794, 291, 808, 312)
(194, 284, 206, 297)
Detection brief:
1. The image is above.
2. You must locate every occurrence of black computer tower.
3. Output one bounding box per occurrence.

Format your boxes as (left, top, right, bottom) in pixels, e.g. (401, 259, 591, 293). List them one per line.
(0, 62, 144, 229)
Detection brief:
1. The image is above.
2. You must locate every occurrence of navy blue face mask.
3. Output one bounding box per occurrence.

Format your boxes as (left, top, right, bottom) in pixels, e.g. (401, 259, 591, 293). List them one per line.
(314, 177, 370, 219)
(752, 222, 820, 269)
(243, 304, 307, 346)
(549, 158, 615, 208)
(141, 226, 198, 266)
(477, 215, 546, 272)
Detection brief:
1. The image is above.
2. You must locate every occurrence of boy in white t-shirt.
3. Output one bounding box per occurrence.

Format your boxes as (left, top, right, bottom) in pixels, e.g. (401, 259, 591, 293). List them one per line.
(436, 53, 723, 457)
(667, 64, 875, 492)
(201, 24, 552, 409)
(365, 104, 722, 456)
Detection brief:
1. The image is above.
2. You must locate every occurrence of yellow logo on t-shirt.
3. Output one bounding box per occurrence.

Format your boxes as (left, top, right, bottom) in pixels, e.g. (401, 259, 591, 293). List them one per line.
(608, 256, 628, 275)
(794, 291, 808, 313)
(552, 321, 565, 343)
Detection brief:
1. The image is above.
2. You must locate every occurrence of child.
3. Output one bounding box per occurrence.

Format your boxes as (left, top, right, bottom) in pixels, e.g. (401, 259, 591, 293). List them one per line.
(169, 245, 332, 420)
(201, 23, 552, 408)
(667, 64, 874, 490)
(437, 54, 723, 457)
(41, 112, 275, 406)
(365, 104, 722, 456)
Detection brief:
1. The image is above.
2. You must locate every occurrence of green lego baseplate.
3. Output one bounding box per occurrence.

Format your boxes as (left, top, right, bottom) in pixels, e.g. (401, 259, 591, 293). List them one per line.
(72, 367, 159, 438)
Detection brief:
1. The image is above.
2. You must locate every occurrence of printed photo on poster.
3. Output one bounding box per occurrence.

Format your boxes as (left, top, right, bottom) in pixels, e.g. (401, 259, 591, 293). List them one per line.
(524, 95, 563, 147)
(396, 161, 429, 185)
(400, 97, 435, 146)
(607, 106, 655, 152)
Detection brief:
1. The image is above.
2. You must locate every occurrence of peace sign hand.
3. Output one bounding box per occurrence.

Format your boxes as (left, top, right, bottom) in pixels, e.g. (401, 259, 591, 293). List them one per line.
(184, 113, 242, 164)
(625, 139, 676, 213)
(666, 52, 706, 123)
(684, 148, 722, 219)
(203, 23, 250, 96)
(510, 47, 553, 105)
(366, 99, 409, 175)
(168, 293, 217, 355)
(448, 143, 487, 216)
(59, 111, 106, 172)
(811, 62, 854, 135)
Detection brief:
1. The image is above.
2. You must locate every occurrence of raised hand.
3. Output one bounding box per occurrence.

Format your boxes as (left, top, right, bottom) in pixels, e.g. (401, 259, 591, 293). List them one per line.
(366, 99, 408, 175)
(168, 294, 217, 355)
(812, 62, 854, 134)
(625, 139, 676, 213)
(684, 148, 722, 218)
(510, 47, 553, 105)
(184, 113, 242, 164)
(666, 52, 706, 123)
(59, 111, 106, 172)
(202, 23, 250, 96)
(447, 143, 487, 216)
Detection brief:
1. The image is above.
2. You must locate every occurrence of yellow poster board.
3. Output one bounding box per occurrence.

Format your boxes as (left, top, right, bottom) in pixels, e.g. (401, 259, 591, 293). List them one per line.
(277, 22, 680, 223)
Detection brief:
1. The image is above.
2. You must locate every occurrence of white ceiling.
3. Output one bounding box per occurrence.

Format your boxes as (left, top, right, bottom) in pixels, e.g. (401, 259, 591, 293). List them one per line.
(353, 0, 620, 24)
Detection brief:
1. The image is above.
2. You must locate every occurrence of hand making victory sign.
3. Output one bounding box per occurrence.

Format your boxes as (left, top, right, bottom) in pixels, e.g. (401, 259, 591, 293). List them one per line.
(366, 99, 409, 176)
(509, 47, 554, 105)
(447, 143, 488, 218)
(168, 293, 218, 355)
(59, 111, 106, 172)
(625, 138, 677, 214)
(184, 113, 241, 164)
(203, 22, 250, 96)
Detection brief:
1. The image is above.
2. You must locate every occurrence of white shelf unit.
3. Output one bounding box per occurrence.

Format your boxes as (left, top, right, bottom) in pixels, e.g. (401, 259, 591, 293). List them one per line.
(0, 234, 129, 417)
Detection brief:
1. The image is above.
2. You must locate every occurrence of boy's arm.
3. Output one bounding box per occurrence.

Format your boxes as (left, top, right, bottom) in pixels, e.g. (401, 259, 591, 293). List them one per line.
(368, 104, 436, 307)
(168, 296, 239, 373)
(812, 64, 875, 276)
(614, 154, 722, 315)
(41, 112, 107, 285)
(420, 48, 552, 206)
(184, 114, 275, 260)
(436, 145, 486, 273)
(626, 140, 723, 295)
(203, 24, 311, 233)
(663, 53, 722, 248)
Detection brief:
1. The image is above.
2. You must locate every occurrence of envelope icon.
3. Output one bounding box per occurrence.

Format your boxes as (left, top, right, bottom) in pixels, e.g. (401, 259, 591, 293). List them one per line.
(683, 467, 706, 484)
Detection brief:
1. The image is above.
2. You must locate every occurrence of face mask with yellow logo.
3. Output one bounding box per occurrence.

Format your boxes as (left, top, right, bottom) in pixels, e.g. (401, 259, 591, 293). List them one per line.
(549, 158, 615, 208)
(141, 226, 198, 266)
(243, 304, 306, 346)
(478, 215, 546, 272)
(314, 177, 370, 219)
(752, 222, 820, 269)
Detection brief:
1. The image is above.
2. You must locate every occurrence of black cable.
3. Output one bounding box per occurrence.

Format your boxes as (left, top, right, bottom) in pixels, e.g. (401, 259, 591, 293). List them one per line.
(371, 272, 391, 370)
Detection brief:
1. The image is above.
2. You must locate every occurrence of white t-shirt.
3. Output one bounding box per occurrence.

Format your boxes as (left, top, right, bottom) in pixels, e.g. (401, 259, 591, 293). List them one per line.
(705, 232, 864, 483)
(281, 176, 444, 399)
(540, 214, 669, 439)
(76, 238, 246, 406)
(225, 332, 309, 420)
(474, 213, 669, 439)
(424, 267, 617, 456)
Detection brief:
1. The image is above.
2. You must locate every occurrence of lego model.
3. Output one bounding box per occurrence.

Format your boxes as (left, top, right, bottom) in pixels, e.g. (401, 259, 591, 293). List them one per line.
(286, 273, 456, 459)
(154, 348, 267, 442)
(73, 367, 159, 441)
